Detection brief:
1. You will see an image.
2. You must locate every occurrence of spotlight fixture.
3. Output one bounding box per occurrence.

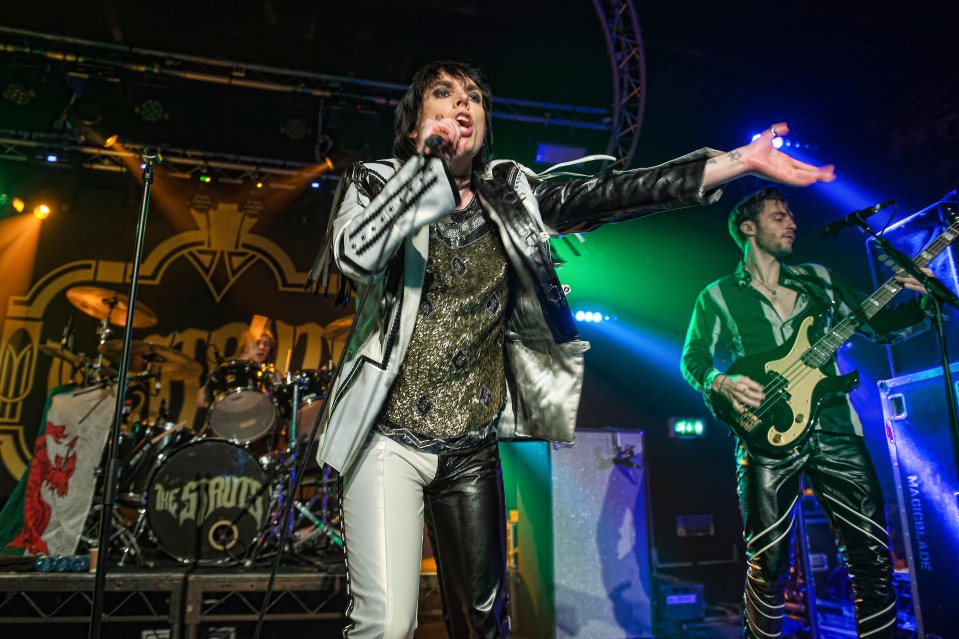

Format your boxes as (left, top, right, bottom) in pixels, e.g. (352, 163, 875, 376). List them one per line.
(574, 310, 610, 323)
(2, 83, 35, 106)
(33, 203, 52, 220)
(12, 197, 25, 213)
(135, 98, 168, 123)
(281, 117, 309, 141)
(103, 134, 119, 148)
(668, 417, 706, 439)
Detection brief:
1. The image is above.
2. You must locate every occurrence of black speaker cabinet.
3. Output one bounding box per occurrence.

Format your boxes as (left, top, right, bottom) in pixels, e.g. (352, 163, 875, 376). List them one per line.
(879, 364, 959, 637)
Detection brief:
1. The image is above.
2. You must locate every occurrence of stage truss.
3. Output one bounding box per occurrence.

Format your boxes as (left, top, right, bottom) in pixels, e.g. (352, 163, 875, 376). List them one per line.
(0, 6, 644, 176)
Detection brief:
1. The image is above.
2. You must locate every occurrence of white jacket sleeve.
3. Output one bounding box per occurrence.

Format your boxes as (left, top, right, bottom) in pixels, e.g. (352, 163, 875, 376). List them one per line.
(333, 155, 458, 282)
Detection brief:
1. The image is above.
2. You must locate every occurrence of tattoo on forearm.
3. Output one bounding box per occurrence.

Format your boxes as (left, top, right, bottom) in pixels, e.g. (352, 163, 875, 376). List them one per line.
(728, 150, 742, 162)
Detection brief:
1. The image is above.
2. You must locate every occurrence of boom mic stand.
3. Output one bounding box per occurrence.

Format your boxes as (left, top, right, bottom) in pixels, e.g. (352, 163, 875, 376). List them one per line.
(860, 220, 959, 482)
(874, 235, 959, 472)
(89, 148, 161, 639)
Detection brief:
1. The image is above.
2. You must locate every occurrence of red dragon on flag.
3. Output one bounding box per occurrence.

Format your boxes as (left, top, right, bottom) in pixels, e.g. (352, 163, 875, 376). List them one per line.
(9, 421, 79, 555)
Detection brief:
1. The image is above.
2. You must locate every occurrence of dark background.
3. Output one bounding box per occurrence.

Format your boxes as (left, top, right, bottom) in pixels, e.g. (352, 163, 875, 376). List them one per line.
(1, 0, 957, 606)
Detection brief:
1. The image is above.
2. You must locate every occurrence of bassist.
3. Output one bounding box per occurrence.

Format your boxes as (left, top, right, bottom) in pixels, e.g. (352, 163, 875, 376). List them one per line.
(680, 187, 930, 639)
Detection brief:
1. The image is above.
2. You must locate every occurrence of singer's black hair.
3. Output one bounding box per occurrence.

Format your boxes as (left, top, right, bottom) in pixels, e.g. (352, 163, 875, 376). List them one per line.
(728, 186, 788, 251)
(392, 60, 493, 172)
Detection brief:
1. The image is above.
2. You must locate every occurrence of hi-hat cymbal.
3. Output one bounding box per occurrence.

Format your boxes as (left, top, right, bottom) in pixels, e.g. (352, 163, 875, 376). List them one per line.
(98, 340, 202, 381)
(38, 344, 119, 378)
(323, 315, 354, 340)
(39, 344, 91, 369)
(66, 286, 158, 329)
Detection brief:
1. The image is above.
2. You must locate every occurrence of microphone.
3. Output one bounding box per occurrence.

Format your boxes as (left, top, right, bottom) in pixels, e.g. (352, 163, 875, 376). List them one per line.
(142, 147, 163, 165)
(821, 200, 894, 237)
(423, 133, 448, 152)
(211, 343, 225, 365)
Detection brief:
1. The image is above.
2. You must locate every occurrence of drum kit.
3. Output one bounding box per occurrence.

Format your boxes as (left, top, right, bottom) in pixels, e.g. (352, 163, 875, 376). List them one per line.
(42, 286, 344, 567)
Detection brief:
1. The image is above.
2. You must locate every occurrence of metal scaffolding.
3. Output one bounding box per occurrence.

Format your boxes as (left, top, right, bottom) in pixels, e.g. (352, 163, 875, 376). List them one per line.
(0, 8, 645, 172)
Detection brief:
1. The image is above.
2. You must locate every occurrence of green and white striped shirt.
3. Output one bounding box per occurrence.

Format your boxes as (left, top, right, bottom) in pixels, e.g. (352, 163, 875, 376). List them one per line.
(681, 261, 926, 436)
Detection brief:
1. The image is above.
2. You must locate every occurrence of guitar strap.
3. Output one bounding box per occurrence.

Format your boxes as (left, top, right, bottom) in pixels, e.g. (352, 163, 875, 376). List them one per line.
(787, 264, 837, 313)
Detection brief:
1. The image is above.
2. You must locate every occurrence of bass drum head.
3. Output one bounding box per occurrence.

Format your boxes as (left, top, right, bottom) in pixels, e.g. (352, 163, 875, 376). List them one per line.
(145, 438, 269, 564)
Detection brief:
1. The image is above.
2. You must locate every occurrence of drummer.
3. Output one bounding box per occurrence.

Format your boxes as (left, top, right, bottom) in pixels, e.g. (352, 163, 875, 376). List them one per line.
(195, 328, 275, 408)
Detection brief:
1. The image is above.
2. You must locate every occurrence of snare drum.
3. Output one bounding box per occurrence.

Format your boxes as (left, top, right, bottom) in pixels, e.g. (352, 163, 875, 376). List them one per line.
(145, 438, 269, 563)
(206, 360, 276, 443)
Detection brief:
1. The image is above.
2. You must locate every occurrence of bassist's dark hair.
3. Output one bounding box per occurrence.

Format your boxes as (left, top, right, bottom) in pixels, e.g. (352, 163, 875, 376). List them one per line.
(728, 187, 788, 250)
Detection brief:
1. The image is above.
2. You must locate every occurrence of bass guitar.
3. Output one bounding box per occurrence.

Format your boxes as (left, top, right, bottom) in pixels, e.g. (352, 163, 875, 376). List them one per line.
(710, 216, 959, 455)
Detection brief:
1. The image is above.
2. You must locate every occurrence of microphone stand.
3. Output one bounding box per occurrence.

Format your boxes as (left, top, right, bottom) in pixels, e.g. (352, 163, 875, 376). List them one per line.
(865, 225, 959, 477)
(89, 148, 160, 639)
(251, 153, 433, 639)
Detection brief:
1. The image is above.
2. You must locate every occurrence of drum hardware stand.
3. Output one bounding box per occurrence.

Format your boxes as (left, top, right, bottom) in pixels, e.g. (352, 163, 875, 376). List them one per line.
(247, 379, 333, 567)
(291, 493, 343, 553)
(89, 148, 161, 639)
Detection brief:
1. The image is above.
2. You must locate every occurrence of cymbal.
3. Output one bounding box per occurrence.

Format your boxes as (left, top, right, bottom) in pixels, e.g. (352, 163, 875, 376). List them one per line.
(38, 344, 119, 378)
(323, 315, 354, 340)
(39, 344, 91, 369)
(66, 286, 158, 329)
(98, 340, 202, 381)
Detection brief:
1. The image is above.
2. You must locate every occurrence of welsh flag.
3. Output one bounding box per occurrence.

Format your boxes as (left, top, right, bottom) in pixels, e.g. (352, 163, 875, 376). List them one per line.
(0, 384, 115, 556)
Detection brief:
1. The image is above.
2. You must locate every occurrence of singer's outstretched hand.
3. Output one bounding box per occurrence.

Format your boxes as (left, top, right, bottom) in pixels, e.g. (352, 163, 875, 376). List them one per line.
(703, 122, 836, 190)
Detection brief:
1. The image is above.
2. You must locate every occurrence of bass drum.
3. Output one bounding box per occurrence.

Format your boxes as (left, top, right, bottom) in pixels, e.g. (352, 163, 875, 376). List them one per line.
(206, 360, 276, 444)
(145, 438, 269, 563)
(117, 420, 194, 507)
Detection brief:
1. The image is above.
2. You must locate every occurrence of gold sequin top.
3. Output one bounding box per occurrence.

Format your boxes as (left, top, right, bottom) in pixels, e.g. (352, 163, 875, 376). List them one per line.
(381, 195, 510, 441)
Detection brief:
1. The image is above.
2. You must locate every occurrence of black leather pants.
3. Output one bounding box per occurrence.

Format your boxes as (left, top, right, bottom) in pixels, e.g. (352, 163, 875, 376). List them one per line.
(736, 431, 897, 639)
(425, 434, 510, 639)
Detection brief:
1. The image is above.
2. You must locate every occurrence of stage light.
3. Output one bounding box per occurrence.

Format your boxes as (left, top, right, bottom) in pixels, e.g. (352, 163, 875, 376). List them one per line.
(310, 181, 321, 189)
(668, 417, 706, 438)
(199, 175, 212, 183)
(136, 98, 168, 123)
(256, 181, 264, 189)
(45, 154, 59, 163)
(536, 143, 588, 164)
(103, 134, 119, 148)
(33, 204, 51, 220)
(2, 83, 35, 106)
(751, 132, 784, 148)
(281, 117, 309, 141)
(12, 197, 25, 213)
(574, 309, 611, 323)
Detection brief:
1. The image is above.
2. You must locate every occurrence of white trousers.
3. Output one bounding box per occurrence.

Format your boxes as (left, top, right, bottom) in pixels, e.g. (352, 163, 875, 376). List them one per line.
(341, 433, 439, 639)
